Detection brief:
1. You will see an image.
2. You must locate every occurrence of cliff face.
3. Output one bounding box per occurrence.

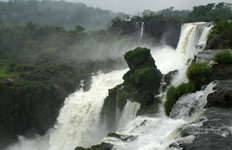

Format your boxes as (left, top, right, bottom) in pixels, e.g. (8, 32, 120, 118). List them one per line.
(109, 20, 182, 48)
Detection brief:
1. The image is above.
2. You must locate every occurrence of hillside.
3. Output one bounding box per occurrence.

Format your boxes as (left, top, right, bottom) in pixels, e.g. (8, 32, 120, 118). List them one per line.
(0, 0, 125, 30)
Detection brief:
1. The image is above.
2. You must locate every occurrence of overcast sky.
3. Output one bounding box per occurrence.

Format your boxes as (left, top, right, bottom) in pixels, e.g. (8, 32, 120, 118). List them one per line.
(67, 0, 232, 14)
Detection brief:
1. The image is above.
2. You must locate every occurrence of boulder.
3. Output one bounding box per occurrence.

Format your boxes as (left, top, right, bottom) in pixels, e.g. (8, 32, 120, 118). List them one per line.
(205, 80, 232, 108)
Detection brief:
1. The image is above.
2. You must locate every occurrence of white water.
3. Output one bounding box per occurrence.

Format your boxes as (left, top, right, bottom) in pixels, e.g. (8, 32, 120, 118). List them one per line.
(135, 22, 144, 39)
(170, 82, 216, 119)
(105, 116, 185, 150)
(140, 22, 144, 38)
(176, 22, 210, 63)
(7, 69, 128, 150)
(102, 22, 213, 150)
(6, 22, 213, 150)
(151, 45, 185, 74)
(118, 101, 141, 129)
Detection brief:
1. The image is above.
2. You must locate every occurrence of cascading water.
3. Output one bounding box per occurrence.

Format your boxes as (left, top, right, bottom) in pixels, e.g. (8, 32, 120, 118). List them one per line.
(176, 22, 211, 63)
(169, 82, 216, 120)
(118, 101, 141, 129)
(140, 22, 144, 38)
(135, 22, 141, 38)
(6, 22, 213, 150)
(135, 22, 145, 39)
(6, 69, 128, 150)
(101, 22, 213, 150)
(48, 69, 128, 150)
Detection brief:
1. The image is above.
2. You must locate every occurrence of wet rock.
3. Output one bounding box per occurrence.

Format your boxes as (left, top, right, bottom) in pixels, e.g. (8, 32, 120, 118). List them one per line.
(206, 80, 232, 108)
(75, 142, 114, 150)
(208, 64, 232, 82)
(182, 133, 232, 150)
(171, 108, 232, 150)
(206, 35, 232, 50)
(164, 70, 177, 86)
(83, 76, 92, 92)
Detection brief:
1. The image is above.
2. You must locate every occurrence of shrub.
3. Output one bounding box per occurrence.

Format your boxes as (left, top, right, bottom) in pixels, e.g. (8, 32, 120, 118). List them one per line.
(164, 82, 196, 116)
(124, 47, 157, 71)
(213, 51, 232, 64)
(134, 68, 161, 91)
(75, 147, 87, 150)
(187, 62, 212, 89)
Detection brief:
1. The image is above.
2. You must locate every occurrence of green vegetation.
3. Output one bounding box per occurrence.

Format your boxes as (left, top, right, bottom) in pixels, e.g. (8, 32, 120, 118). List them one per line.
(129, 8, 190, 22)
(107, 132, 119, 137)
(164, 82, 196, 116)
(124, 47, 157, 71)
(103, 47, 162, 130)
(0, 0, 125, 30)
(0, 62, 91, 145)
(157, 7, 191, 18)
(207, 19, 232, 49)
(134, 68, 161, 91)
(187, 62, 212, 89)
(164, 62, 214, 116)
(0, 22, 135, 147)
(75, 147, 87, 150)
(213, 51, 232, 64)
(122, 47, 161, 95)
(0, 23, 135, 64)
(75, 142, 111, 150)
(188, 3, 232, 22)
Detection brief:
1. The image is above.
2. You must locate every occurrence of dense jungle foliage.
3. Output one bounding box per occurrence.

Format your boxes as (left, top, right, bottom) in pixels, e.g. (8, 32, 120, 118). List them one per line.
(188, 3, 232, 22)
(0, 22, 138, 65)
(112, 2, 231, 23)
(0, 20, 135, 148)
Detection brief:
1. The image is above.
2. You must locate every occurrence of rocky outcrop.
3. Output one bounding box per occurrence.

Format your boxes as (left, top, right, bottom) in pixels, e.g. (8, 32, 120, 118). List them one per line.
(206, 36, 232, 50)
(170, 108, 232, 150)
(205, 80, 232, 108)
(208, 64, 232, 81)
(102, 47, 162, 131)
(168, 70, 232, 150)
(75, 142, 113, 150)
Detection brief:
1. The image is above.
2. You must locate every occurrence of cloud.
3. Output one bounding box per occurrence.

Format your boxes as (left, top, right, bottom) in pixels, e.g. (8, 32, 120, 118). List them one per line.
(67, 0, 232, 14)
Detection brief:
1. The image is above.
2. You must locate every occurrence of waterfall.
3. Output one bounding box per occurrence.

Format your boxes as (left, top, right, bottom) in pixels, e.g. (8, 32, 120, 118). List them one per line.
(101, 22, 214, 150)
(6, 69, 128, 150)
(118, 100, 141, 129)
(170, 22, 211, 86)
(135, 22, 145, 39)
(135, 22, 140, 38)
(140, 22, 144, 38)
(48, 69, 128, 149)
(176, 22, 211, 64)
(6, 22, 214, 150)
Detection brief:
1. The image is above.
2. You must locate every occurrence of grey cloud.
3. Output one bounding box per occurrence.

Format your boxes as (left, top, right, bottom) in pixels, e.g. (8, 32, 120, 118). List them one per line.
(68, 0, 232, 14)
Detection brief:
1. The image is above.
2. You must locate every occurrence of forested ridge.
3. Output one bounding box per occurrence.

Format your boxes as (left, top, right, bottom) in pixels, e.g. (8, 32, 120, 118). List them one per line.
(0, 0, 125, 30)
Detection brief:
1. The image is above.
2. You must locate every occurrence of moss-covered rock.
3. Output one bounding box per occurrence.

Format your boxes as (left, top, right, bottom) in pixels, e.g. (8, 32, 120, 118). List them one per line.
(187, 62, 212, 90)
(124, 47, 157, 71)
(102, 47, 162, 131)
(75, 142, 113, 150)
